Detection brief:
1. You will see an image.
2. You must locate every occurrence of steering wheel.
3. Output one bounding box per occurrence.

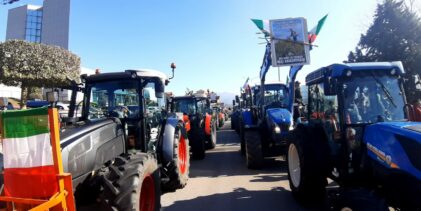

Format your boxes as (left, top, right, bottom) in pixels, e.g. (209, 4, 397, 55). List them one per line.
(367, 114, 386, 123)
(110, 105, 130, 118)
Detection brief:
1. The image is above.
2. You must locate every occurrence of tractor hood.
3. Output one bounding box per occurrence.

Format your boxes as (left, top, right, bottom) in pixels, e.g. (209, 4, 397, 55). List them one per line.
(266, 108, 292, 125)
(363, 121, 421, 180)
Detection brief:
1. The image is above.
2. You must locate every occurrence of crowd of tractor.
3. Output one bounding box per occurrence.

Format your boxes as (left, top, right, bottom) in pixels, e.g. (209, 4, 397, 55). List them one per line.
(0, 60, 420, 210)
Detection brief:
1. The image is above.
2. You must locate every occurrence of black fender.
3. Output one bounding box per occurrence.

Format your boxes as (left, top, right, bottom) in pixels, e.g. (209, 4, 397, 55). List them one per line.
(161, 115, 186, 165)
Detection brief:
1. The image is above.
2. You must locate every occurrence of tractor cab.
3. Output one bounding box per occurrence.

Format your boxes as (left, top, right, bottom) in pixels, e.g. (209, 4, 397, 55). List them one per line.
(78, 69, 168, 152)
(254, 82, 289, 118)
(291, 61, 421, 208)
(170, 94, 216, 158)
(305, 62, 408, 138)
(171, 95, 210, 125)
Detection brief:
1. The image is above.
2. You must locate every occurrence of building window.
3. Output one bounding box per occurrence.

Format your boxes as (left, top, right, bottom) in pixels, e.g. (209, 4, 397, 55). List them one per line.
(25, 8, 42, 43)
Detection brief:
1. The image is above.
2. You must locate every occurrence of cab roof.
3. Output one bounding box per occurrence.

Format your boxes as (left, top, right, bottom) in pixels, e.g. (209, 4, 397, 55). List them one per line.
(172, 95, 207, 100)
(85, 69, 168, 84)
(306, 61, 405, 85)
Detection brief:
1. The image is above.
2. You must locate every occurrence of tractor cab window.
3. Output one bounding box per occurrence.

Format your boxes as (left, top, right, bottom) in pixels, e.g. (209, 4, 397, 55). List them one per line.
(173, 99, 196, 114)
(88, 80, 140, 120)
(144, 82, 165, 127)
(308, 84, 325, 120)
(263, 84, 288, 107)
(308, 83, 341, 145)
(308, 83, 340, 123)
(197, 100, 204, 114)
(342, 73, 405, 124)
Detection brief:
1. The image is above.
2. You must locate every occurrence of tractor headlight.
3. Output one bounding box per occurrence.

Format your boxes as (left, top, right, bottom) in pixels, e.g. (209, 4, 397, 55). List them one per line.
(274, 126, 281, 134)
(289, 124, 294, 131)
(346, 70, 352, 77)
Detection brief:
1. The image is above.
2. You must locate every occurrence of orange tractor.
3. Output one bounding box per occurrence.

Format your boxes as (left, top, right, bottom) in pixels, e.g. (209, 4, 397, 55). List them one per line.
(170, 94, 217, 159)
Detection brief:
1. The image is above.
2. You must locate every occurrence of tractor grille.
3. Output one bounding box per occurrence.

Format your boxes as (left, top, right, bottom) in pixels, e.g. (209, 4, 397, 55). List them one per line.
(280, 124, 289, 132)
(395, 134, 421, 171)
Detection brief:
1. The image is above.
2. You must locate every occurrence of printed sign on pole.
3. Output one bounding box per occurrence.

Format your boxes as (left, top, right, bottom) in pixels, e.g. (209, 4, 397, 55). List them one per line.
(270, 18, 310, 67)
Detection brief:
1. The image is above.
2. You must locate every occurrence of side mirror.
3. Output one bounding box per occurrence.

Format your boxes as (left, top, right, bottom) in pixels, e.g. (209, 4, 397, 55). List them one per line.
(235, 95, 240, 103)
(0, 97, 8, 107)
(47, 91, 59, 103)
(155, 82, 165, 97)
(156, 92, 164, 98)
(232, 100, 236, 106)
(80, 74, 88, 83)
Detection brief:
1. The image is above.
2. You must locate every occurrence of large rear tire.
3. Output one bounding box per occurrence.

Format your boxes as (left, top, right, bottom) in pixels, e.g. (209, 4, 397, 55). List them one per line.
(101, 153, 161, 211)
(161, 122, 190, 191)
(190, 124, 206, 160)
(287, 125, 328, 204)
(245, 130, 263, 169)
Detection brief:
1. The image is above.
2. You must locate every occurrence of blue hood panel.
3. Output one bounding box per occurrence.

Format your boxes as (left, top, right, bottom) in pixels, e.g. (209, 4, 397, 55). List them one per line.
(364, 121, 421, 180)
(266, 108, 292, 125)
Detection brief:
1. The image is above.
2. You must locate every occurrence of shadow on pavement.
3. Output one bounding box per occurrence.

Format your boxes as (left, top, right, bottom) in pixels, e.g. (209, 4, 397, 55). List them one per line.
(249, 174, 288, 183)
(162, 186, 322, 211)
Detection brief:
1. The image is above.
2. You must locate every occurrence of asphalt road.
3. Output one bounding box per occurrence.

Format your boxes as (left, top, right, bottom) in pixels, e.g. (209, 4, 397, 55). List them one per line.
(161, 121, 311, 211)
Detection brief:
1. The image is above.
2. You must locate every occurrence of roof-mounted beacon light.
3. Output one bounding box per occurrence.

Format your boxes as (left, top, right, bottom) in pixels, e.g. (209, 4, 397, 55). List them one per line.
(169, 62, 176, 80)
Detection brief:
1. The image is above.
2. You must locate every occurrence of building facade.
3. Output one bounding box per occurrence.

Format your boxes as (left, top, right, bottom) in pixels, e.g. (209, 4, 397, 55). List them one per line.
(3, 0, 71, 100)
(5, 0, 70, 49)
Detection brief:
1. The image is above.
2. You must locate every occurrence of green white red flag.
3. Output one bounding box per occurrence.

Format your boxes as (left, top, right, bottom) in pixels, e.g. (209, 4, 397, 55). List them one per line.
(252, 15, 328, 44)
(308, 14, 328, 43)
(1, 107, 58, 198)
(251, 19, 270, 36)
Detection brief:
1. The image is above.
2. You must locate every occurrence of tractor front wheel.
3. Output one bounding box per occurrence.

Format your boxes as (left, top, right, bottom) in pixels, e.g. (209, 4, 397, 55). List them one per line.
(101, 153, 161, 211)
(245, 130, 263, 169)
(161, 122, 190, 191)
(287, 125, 328, 204)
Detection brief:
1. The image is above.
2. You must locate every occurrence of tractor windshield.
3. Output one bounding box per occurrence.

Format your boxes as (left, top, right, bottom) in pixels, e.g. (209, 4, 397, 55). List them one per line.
(342, 73, 405, 124)
(263, 84, 289, 107)
(87, 80, 140, 119)
(173, 98, 196, 114)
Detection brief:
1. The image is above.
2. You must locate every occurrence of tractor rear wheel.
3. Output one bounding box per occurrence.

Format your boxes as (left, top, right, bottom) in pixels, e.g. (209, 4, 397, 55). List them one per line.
(245, 130, 263, 169)
(190, 125, 206, 160)
(287, 125, 328, 204)
(101, 153, 161, 211)
(161, 122, 190, 191)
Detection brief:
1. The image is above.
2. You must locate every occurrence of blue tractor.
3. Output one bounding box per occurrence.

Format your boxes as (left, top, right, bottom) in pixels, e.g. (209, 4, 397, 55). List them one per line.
(287, 61, 421, 209)
(240, 44, 296, 169)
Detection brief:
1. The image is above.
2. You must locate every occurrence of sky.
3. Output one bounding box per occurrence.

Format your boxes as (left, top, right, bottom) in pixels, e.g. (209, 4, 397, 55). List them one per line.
(0, 0, 420, 96)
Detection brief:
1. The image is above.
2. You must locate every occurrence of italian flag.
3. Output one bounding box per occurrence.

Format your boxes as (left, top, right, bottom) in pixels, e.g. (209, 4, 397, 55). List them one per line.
(251, 19, 270, 36)
(1, 107, 58, 198)
(308, 14, 328, 43)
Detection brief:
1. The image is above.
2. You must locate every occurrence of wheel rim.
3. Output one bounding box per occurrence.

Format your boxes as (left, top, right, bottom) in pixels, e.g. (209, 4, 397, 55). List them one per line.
(140, 175, 155, 211)
(178, 135, 187, 174)
(288, 143, 301, 188)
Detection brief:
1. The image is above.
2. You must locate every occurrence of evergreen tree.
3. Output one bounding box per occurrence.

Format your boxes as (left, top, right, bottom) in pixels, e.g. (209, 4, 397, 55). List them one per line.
(348, 0, 421, 102)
